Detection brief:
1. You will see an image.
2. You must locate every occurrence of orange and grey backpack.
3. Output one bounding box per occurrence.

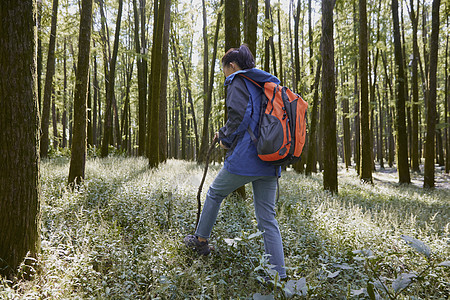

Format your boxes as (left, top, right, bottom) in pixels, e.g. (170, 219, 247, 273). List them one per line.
(240, 74, 308, 166)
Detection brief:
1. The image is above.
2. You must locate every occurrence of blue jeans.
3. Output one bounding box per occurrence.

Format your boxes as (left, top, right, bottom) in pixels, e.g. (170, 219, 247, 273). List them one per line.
(195, 167, 286, 278)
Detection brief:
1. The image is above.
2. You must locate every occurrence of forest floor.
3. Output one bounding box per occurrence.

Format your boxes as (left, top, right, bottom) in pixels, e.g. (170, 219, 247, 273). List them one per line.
(1, 157, 449, 299)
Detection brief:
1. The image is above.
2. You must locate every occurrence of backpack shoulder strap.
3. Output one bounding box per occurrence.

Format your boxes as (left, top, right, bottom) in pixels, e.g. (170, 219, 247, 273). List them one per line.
(237, 74, 263, 89)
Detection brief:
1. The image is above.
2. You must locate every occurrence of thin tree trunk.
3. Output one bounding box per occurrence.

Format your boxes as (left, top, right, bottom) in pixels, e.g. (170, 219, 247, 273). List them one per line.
(0, 0, 40, 277)
(68, 0, 93, 185)
(62, 38, 68, 148)
(277, 0, 283, 84)
(322, 0, 337, 193)
(40, 0, 59, 158)
(424, 0, 440, 188)
(199, 0, 223, 163)
(148, 0, 166, 167)
(244, 0, 258, 56)
(264, 0, 270, 72)
(305, 56, 321, 175)
(171, 38, 187, 159)
(101, 0, 123, 157)
(52, 88, 58, 149)
(392, 0, 411, 184)
(409, 0, 420, 172)
(92, 52, 98, 146)
(159, 0, 171, 163)
(293, 0, 301, 92)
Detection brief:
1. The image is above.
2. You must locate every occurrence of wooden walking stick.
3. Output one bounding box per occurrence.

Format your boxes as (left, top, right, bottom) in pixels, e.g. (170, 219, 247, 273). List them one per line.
(195, 136, 219, 230)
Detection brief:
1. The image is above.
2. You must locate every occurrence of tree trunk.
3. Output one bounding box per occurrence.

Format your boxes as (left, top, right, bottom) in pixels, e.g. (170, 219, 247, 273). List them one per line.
(409, 0, 420, 172)
(101, 0, 123, 157)
(171, 38, 187, 159)
(37, 1, 43, 112)
(199, 0, 223, 163)
(159, 0, 171, 163)
(321, 0, 337, 194)
(446, 23, 449, 173)
(148, 0, 166, 167)
(392, 0, 411, 184)
(68, 0, 93, 185)
(305, 56, 321, 175)
(353, 2, 360, 173)
(225, 0, 240, 50)
(92, 52, 98, 146)
(293, 0, 301, 92)
(424, 0, 440, 188)
(133, 0, 147, 156)
(359, 0, 372, 183)
(62, 38, 68, 148)
(40, 0, 58, 158)
(0, 0, 40, 278)
(244, 0, 258, 56)
(277, 0, 283, 84)
(225, 0, 245, 198)
(52, 89, 58, 149)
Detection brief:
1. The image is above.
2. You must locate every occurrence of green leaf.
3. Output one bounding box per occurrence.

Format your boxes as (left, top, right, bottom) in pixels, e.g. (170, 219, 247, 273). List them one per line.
(392, 273, 417, 292)
(367, 282, 376, 300)
(248, 231, 264, 240)
(401, 235, 431, 258)
(253, 293, 274, 300)
(438, 261, 450, 267)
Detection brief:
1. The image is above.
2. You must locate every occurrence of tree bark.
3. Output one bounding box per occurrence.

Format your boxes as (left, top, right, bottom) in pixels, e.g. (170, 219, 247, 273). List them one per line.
(392, 0, 411, 184)
(359, 0, 372, 183)
(225, 0, 240, 50)
(0, 0, 40, 278)
(199, 0, 223, 163)
(322, 0, 337, 194)
(40, 0, 58, 158)
(305, 56, 321, 175)
(62, 38, 68, 148)
(101, 0, 123, 157)
(424, 0, 440, 188)
(68, 0, 93, 185)
(409, 0, 420, 172)
(244, 0, 258, 56)
(171, 38, 187, 159)
(159, 0, 171, 163)
(148, 0, 166, 167)
(133, 0, 147, 156)
(293, 0, 301, 92)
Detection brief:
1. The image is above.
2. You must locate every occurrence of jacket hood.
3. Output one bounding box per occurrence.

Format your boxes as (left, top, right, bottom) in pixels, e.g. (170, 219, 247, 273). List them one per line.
(224, 68, 280, 86)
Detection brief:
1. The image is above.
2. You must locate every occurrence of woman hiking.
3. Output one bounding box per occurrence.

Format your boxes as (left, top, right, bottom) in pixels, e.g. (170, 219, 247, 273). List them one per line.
(184, 44, 286, 280)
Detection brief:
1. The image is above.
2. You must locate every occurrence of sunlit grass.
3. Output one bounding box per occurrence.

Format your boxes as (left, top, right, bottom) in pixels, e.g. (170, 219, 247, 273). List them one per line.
(1, 157, 448, 299)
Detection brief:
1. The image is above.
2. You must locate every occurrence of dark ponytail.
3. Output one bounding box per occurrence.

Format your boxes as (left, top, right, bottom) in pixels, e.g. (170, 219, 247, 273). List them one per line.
(222, 44, 255, 70)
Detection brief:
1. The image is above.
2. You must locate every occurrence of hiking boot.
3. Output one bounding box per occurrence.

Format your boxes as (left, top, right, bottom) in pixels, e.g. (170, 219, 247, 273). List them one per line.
(184, 235, 212, 255)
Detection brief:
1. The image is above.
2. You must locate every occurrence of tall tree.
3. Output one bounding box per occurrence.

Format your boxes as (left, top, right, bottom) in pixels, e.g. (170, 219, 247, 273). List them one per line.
(305, 56, 321, 175)
(101, 0, 123, 157)
(322, 0, 337, 193)
(68, 0, 93, 185)
(0, 0, 40, 277)
(293, 0, 301, 91)
(392, 0, 411, 184)
(133, 0, 147, 156)
(424, 0, 440, 188)
(359, 0, 372, 183)
(244, 0, 258, 56)
(40, 0, 59, 158)
(199, 0, 223, 163)
(159, 0, 171, 162)
(148, 0, 166, 167)
(225, 0, 240, 50)
(409, 0, 420, 172)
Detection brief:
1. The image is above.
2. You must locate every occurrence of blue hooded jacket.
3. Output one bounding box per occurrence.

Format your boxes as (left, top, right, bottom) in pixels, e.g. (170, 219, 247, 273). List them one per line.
(219, 68, 281, 177)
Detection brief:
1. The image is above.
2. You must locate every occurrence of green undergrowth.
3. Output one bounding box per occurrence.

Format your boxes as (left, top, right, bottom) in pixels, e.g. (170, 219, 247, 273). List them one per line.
(1, 158, 448, 299)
